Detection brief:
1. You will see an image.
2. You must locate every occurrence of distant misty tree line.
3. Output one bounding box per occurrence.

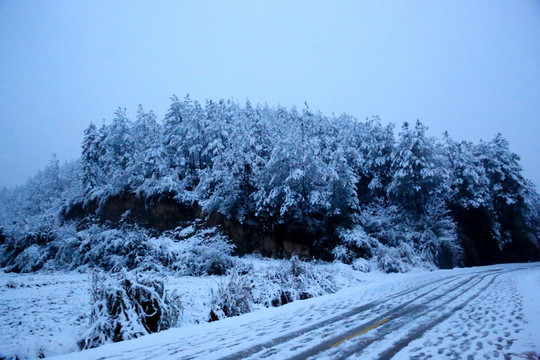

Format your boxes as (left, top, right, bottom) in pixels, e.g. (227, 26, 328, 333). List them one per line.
(1, 95, 539, 271)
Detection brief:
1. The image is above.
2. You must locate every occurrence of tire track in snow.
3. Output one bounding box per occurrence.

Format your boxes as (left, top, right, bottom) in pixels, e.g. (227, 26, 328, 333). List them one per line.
(376, 265, 539, 360)
(375, 272, 502, 360)
(316, 266, 533, 360)
(215, 273, 465, 360)
(288, 270, 498, 360)
(219, 269, 502, 360)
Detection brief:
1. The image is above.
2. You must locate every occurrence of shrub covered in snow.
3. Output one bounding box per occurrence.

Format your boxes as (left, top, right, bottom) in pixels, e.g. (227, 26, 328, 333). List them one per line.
(79, 270, 181, 349)
(351, 257, 371, 272)
(209, 269, 254, 321)
(166, 227, 236, 276)
(375, 245, 412, 273)
(207, 256, 340, 321)
(0, 219, 74, 273)
(331, 244, 355, 265)
(72, 225, 236, 275)
(77, 225, 154, 271)
(0, 220, 237, 277)
(253, 255, 339, 307)
(5, 244, 48, 273)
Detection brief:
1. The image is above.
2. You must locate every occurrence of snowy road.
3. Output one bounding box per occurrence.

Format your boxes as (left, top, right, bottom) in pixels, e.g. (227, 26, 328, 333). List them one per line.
(52, 263, 540, 360)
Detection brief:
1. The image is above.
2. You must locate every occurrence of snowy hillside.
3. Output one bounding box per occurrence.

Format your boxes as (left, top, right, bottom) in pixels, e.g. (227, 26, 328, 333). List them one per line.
(1, 98, 539, 275)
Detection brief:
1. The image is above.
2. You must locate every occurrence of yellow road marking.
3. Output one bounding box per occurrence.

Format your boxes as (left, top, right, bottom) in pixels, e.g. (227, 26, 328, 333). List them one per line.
(330, 318, 390, 348)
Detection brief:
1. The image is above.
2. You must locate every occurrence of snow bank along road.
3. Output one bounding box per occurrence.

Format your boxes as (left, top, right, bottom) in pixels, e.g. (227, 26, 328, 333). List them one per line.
(52, 263, 540, 360)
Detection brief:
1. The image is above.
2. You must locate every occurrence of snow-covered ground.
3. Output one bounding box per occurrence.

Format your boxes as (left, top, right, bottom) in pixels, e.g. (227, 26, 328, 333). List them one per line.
(0, 271, 90, 359)
(0, 256, 362, 359)
(1, 262, 539, 360)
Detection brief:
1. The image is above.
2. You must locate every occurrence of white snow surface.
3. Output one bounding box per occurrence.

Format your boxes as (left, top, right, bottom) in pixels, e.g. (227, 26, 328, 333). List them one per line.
(1, 262, 539, 360)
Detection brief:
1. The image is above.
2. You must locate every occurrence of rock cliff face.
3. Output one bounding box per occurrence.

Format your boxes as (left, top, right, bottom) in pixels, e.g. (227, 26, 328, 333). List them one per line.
(101, 193, 198, 231)
(63, 193, 315, 259)
(63, 193, 198, 231)
(204, 211, 313, 258)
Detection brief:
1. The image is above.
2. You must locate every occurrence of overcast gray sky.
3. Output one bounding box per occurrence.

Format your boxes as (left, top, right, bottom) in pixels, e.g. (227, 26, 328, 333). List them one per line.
(1, 0, 539, 188)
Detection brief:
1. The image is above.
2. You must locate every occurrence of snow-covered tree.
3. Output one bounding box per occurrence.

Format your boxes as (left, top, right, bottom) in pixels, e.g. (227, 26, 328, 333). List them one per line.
(443, 133, 490, 209)
(81, 122, 105, 194)
(477, 134, 526, 214)
(388, 120, 448, 214)
(253, 106, 332, 229)
(196, 106, 265, 221)
(354, 116, 394, 202)
(99, 108, 136, 194)
(127, 105, 171, 197)
(163, 95, 206, 195)
(23, 154, 64, 217)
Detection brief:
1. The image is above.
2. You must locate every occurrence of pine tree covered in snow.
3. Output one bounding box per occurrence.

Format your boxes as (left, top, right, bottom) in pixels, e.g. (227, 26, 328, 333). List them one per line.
(388, 120, 449, 215)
